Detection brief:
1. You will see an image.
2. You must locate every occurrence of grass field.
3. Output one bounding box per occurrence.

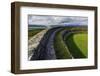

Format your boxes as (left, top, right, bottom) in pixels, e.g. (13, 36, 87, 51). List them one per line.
(28, 29, 44, 39)
(73, 33, 88, 57)
(65, 33, 88, 58)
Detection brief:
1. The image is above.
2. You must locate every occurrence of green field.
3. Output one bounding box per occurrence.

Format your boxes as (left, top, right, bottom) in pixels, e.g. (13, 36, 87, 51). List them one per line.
(28, 29, 44, 39)
(73, 33, 88, 57)
(65, 33, 88, 58)
(54, 27, 88, 59)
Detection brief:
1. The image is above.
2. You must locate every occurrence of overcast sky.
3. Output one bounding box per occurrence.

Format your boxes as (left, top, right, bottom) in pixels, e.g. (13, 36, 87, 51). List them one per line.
(28, 15, 88, 26)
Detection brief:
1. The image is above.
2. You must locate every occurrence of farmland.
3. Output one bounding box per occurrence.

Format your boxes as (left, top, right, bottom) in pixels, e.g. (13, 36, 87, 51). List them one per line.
(28, 26, 88, 60)
(28, 29, 44, 39)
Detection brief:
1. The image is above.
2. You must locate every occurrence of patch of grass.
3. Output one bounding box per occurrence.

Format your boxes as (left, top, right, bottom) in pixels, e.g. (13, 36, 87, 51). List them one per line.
(28, 29, 44, 39)
(65, 33, 87, 58)
(54, 30, 72, 59)
(73, 33, 88, 57)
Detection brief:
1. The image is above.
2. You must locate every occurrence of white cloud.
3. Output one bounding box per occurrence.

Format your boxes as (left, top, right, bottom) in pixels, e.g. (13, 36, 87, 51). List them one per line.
(28, 15, 88, 26)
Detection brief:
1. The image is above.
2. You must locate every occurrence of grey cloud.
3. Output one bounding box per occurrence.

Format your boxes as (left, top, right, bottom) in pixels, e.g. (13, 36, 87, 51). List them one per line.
(28, 15, 88, 26)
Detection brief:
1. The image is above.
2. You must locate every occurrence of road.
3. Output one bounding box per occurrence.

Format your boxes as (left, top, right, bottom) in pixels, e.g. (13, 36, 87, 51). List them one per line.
(30, 27, 62, 60)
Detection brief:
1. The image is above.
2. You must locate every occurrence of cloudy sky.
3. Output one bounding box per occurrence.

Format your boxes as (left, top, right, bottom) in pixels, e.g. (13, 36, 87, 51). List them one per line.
(28, 15, 88, 26)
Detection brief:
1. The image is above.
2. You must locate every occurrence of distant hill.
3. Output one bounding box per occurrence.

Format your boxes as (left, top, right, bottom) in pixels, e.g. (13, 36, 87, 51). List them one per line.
(50, 24, 87, 28)
(28, 24, 87, 30)
(28, 25, 48, 30)
(29, 25, 47, 27)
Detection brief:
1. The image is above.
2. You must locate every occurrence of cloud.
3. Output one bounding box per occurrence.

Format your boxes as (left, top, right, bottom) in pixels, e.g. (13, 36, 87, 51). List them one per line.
(28, 15, 88, 26)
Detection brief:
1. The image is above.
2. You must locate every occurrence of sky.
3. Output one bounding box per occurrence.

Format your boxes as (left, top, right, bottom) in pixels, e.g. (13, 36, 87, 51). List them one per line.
(28, 15, 88, 27)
